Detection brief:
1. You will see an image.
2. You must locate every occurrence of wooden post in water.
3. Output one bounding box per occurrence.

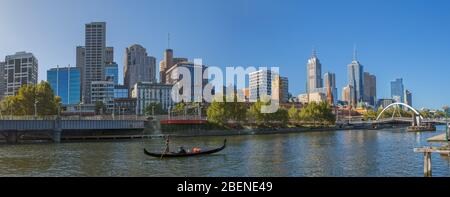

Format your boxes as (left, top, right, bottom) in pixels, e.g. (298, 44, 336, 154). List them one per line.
(423, 151, 432, 177)
(415, 147, 450, 177)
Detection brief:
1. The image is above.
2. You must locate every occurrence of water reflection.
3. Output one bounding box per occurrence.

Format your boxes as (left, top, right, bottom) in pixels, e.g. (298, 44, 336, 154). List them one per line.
(0, 127, 449, 177)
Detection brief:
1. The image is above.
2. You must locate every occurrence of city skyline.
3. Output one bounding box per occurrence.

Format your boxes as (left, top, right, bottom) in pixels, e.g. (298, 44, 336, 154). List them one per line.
(1, 0, 450, 109)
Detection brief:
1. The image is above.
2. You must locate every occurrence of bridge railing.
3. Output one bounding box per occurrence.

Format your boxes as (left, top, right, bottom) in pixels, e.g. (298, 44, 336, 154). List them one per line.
(0, 115, 148, 121)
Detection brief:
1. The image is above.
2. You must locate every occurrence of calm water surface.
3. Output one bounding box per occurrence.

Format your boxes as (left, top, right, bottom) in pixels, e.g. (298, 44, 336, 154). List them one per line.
(1, 127, 450, 177)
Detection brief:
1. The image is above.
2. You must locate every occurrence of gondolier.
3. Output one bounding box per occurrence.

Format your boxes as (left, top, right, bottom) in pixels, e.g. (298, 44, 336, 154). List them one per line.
(164, 135, 170, 153)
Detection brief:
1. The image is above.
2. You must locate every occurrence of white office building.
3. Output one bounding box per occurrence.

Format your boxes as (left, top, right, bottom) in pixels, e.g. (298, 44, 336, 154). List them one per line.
(91, 81, 115, 112)
(132, 82, 174, 115)
(3, 52, 38, 96)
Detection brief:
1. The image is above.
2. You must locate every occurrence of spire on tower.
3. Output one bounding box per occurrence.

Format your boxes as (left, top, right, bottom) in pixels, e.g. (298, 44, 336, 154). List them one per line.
(312, 47, 317, 58)
(168, 33, 171, 49)
(353, 44, 358, 61)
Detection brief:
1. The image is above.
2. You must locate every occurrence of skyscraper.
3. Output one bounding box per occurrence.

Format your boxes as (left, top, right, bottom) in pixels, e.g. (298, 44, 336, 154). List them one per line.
(249, 69, 275, 102)
(165, 62, 208, 102)
(47, 66, 81, 105)
(272, 75, 289, 103)
(363, 72, 377, 106)
(347, 49, 364, 105)
(105, 47, 114, 63)
(159, 49, 173, 84)
(4, 52, 38, 96)
(391, 78, 404, 103)
(76, 46, 85, 99)
(159, 49, 188, 84)
(124, 44, 156, 92)
(0, 61, 5, 100)
(324, 72, 337, 105)
(404, 89, 412, 107)
(306, 49, 323, 94)
(82, 22, 106, 103)
(342, 84, 355, 107)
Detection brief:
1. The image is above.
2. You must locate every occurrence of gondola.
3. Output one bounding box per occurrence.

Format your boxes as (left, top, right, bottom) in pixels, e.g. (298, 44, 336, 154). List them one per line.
(144, 139, 227, 158)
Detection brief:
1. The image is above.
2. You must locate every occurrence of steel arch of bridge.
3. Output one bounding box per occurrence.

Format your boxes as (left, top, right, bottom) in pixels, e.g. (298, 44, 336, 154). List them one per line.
(376, 102, 423, 121)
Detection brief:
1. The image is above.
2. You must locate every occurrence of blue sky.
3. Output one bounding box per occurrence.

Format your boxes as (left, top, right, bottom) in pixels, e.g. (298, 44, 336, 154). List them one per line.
(0, 0, 449, 109)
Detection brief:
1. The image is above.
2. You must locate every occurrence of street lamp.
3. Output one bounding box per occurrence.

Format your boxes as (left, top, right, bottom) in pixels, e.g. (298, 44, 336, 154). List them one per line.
(34, 100, 39, 119)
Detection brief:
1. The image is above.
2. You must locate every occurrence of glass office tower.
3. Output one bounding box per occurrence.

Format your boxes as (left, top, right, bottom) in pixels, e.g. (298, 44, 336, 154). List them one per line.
(47, 66, 81, 105)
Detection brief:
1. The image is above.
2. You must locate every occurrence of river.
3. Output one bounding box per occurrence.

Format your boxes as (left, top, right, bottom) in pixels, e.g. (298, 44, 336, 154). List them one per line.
(0, 126, 449, 177)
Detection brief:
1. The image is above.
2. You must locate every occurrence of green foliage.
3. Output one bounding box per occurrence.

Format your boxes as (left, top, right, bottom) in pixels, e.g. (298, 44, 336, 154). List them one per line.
(206, 96, 247, 126)
(363, 109, 378, 121)
(298, 102, 335, 125)
(288, 105, 300, 121)
(94, 101, 106, 115)
(0, 81, 61, 116)
(247, 101, 266, 124)
(144, 103, 167, 115)
(207, 100, 228, 126)
(247, 100, 289, 126)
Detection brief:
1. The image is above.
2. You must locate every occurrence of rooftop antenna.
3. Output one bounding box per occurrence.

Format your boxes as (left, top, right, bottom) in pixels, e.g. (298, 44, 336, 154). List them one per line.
(353, 44, 358, 61)
(168, 33, 171, 49)
(312, 46, 317, 58)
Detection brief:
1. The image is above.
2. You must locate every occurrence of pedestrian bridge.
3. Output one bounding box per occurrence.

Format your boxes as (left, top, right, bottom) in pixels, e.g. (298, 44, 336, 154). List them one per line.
(350, 117, 447, 125)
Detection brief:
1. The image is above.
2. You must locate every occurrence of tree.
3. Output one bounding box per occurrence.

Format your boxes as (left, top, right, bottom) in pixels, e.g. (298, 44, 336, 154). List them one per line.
(0, 81, 60, 116)
(144, 103, 166, 116)
(207, 100, 228, 126)
(247, 100, 289, 126)
(225, 95, 247, 122)
(247, 101, 266, 124)
(299, 102, 335, 126)
(363, 109, 378, 121)
(206, 95, 247, 126)
(271, 108, 289, 126)
(288, 105, 300, 121)
(95, 101, 106, 115)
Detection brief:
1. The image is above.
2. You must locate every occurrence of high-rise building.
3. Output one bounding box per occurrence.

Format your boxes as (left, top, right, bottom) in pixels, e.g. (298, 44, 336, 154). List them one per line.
(91, 80, 114, 113)
(82, 22, 106, 103)
(105, 47, 114, 63)
(132, 82, 174, 115)
(159, 49, 173, 84)
(249, 69, 275, 102)
(342, 84, 355, 106)
(4, 52, 38, 96)
(124, 44, 156, 92)
(306, 49, 323, 94)
(105, 62, 119, 85)
(0, 61, 5, 99)
(347, 50, 364, 105)
(404, 89, 412, 107)
(76, 46, 85, 100)
(159, 49, 188, 84)
(391, 78, 404, 103)
(165, 62, 208, 102)
(47, 66, 81, 105)
(324, 72, 337, 105)
(363, 72, 377, 106)
(298, 92, 326, 103)
(272, 75, 289, 103)
(377, 98, 395, 109)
